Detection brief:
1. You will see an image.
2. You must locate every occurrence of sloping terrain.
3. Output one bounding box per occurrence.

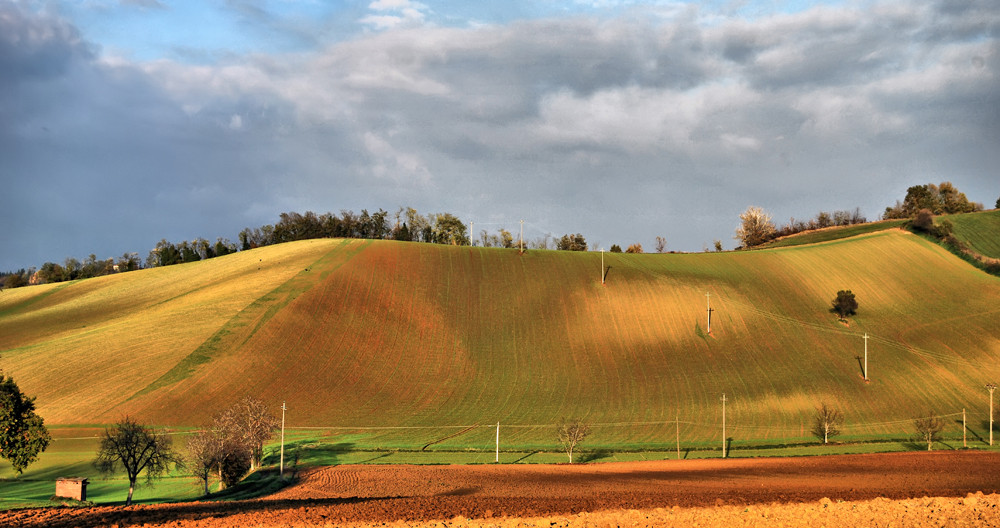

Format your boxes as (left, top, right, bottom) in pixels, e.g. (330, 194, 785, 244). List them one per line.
(1, 227, 998, 449)
(941, 209, 1000, 259)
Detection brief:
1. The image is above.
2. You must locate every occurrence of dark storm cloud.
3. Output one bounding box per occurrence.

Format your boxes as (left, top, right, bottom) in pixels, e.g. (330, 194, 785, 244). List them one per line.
(2, 0, 997, 270)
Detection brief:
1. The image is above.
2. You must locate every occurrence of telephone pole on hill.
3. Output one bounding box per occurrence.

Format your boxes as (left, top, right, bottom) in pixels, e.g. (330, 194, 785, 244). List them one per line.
(863, 333, 869, 381)
(721, 393, 728, 458)
(706, 292, 714, 334)
(519, 219, 524, 253)
(988, 383, 997, 446)
(601, 249, 605, 285)
(279, 401, 287, 477)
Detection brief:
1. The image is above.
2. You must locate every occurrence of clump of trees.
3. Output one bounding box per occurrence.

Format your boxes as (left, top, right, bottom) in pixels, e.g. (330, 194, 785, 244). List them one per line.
(609, 244, 622, 253)
(883, 182, 983, 219)
(831, 290, 858, 321)
(625, 243, 643, 254)
(736, 206, 869, 249)
(94, 416, 180, 506)
(557, 233, 588, 251)
(0, 370, 51, 474)
(556, 419, 591, 463)
(0, 269, 34, 289)
(235, 209, 470, 251)
(147, 239, 236, 268)
(811, 403, 843, 444)
(774, 208, 867, 238)
(185, 395, 278, 494)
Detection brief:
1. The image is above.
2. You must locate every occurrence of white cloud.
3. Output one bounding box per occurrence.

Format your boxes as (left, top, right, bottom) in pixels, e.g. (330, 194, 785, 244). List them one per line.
(361, 0, 429, 29)
(3, 0, 999, 270)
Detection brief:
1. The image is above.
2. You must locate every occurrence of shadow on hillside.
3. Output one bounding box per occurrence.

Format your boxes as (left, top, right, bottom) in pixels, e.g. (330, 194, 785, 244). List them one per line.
(511, 451, 540, 464)
(578, 449, 612, 463)
(603, 266, 612, 283)
(265, 441, 355, 469)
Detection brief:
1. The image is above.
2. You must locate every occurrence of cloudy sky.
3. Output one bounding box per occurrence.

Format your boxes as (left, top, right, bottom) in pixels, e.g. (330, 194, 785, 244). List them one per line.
(1, 0, 997, 271)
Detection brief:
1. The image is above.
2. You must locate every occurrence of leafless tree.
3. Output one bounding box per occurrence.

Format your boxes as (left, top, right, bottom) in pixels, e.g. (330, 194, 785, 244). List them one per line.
(186, 430, 222, 495)
(557, 419, 591, 463)
(735, 206, 776, 248)
(215, 395, 279, 471)
(94, 416, 179, 506)
(654, 236, 667, 253)
(811, 403, 843, 444)
(913, 415, 946, 451)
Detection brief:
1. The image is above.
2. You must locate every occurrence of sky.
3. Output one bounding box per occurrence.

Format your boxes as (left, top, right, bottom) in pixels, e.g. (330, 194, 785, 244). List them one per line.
(1, 0, 997, 271)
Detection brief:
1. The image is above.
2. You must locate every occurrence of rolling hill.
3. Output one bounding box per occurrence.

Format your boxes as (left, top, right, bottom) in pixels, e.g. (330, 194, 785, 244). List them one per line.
(1, 223, 999, 451)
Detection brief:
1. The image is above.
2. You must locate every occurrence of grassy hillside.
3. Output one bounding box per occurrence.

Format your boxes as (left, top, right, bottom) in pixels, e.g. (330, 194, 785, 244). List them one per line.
(760, 219, 907, 248)
(940, 209, 1000, 259)
(1, 230, 999, 455)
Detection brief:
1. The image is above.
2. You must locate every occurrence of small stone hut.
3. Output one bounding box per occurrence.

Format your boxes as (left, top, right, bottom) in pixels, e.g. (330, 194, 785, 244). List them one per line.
(55, 477, 89, 501)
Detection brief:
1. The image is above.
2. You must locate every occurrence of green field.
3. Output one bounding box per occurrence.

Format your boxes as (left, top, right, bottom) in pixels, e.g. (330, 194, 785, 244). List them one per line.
(2, 215, 1000, 505)
(761, 219, 907, 249)
(939, 209, 1000, 259)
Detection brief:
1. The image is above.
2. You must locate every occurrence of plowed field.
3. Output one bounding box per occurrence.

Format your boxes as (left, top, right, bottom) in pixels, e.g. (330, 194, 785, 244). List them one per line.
(4, 452, 999, 527)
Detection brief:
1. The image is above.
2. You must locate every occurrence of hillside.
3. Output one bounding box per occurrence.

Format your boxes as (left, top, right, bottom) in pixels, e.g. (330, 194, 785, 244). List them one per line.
(1, 230, 999, 451)
(940, 209, 1000, 259)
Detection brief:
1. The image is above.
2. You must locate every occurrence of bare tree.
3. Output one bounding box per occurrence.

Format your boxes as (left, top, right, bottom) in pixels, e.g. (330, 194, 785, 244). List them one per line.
(654, 236, 667, 253)
(215, 395, 278, 471)
(811, 403, 843, 444)
(94, 416, 179, 505)
(735, 206, 776, 248)
(913, 415, 946, 451)
(185, 430, 222, 496)
(557, 419, 591, 463)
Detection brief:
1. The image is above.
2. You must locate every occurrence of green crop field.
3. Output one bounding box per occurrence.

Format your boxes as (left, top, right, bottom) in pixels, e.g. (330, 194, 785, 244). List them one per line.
(760, 219, 907, 249)
(2, 214, 1000, 505)
(940, 209, 1000, 259)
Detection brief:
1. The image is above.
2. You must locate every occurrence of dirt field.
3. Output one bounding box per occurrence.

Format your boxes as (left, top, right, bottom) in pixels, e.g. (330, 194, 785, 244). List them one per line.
(4, 451, 999, 527)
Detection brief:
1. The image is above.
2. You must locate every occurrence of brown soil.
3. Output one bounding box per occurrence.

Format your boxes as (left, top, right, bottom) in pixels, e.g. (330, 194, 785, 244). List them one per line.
(4, 451, 999, 527)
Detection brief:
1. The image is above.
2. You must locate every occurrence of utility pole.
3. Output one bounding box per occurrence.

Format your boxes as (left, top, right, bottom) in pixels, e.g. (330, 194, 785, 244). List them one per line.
(863, 333, 869, 381)
(706, 292, 714, 334)
(495, 422, 500, 463)
(519, 219, 524, 253)
(721, 393, 728, 458)
(676, 414, 680, 460)
(470, 222, 475, 246)
(963, 408, 967, 448)
(988, 383, 997, 446)
(279, 401, 287, 477)
(601, 249, 605, 285)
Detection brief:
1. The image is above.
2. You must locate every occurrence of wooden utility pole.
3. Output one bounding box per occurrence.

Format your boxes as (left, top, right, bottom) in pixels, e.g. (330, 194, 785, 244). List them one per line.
(495, 422, 500, 463)
(988, 384, 997, 446)
(470, 222, 474, 246)
(279, 401, 287, 477)
(863, 333, 869, 381)
(706, 292, 714, 334)
(519, 220, 524, 253)
(601, 249, 605, 285)
(721, 393, 728, 458)
(676, 414, 680, 460)
(963, 408, 967, 448)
